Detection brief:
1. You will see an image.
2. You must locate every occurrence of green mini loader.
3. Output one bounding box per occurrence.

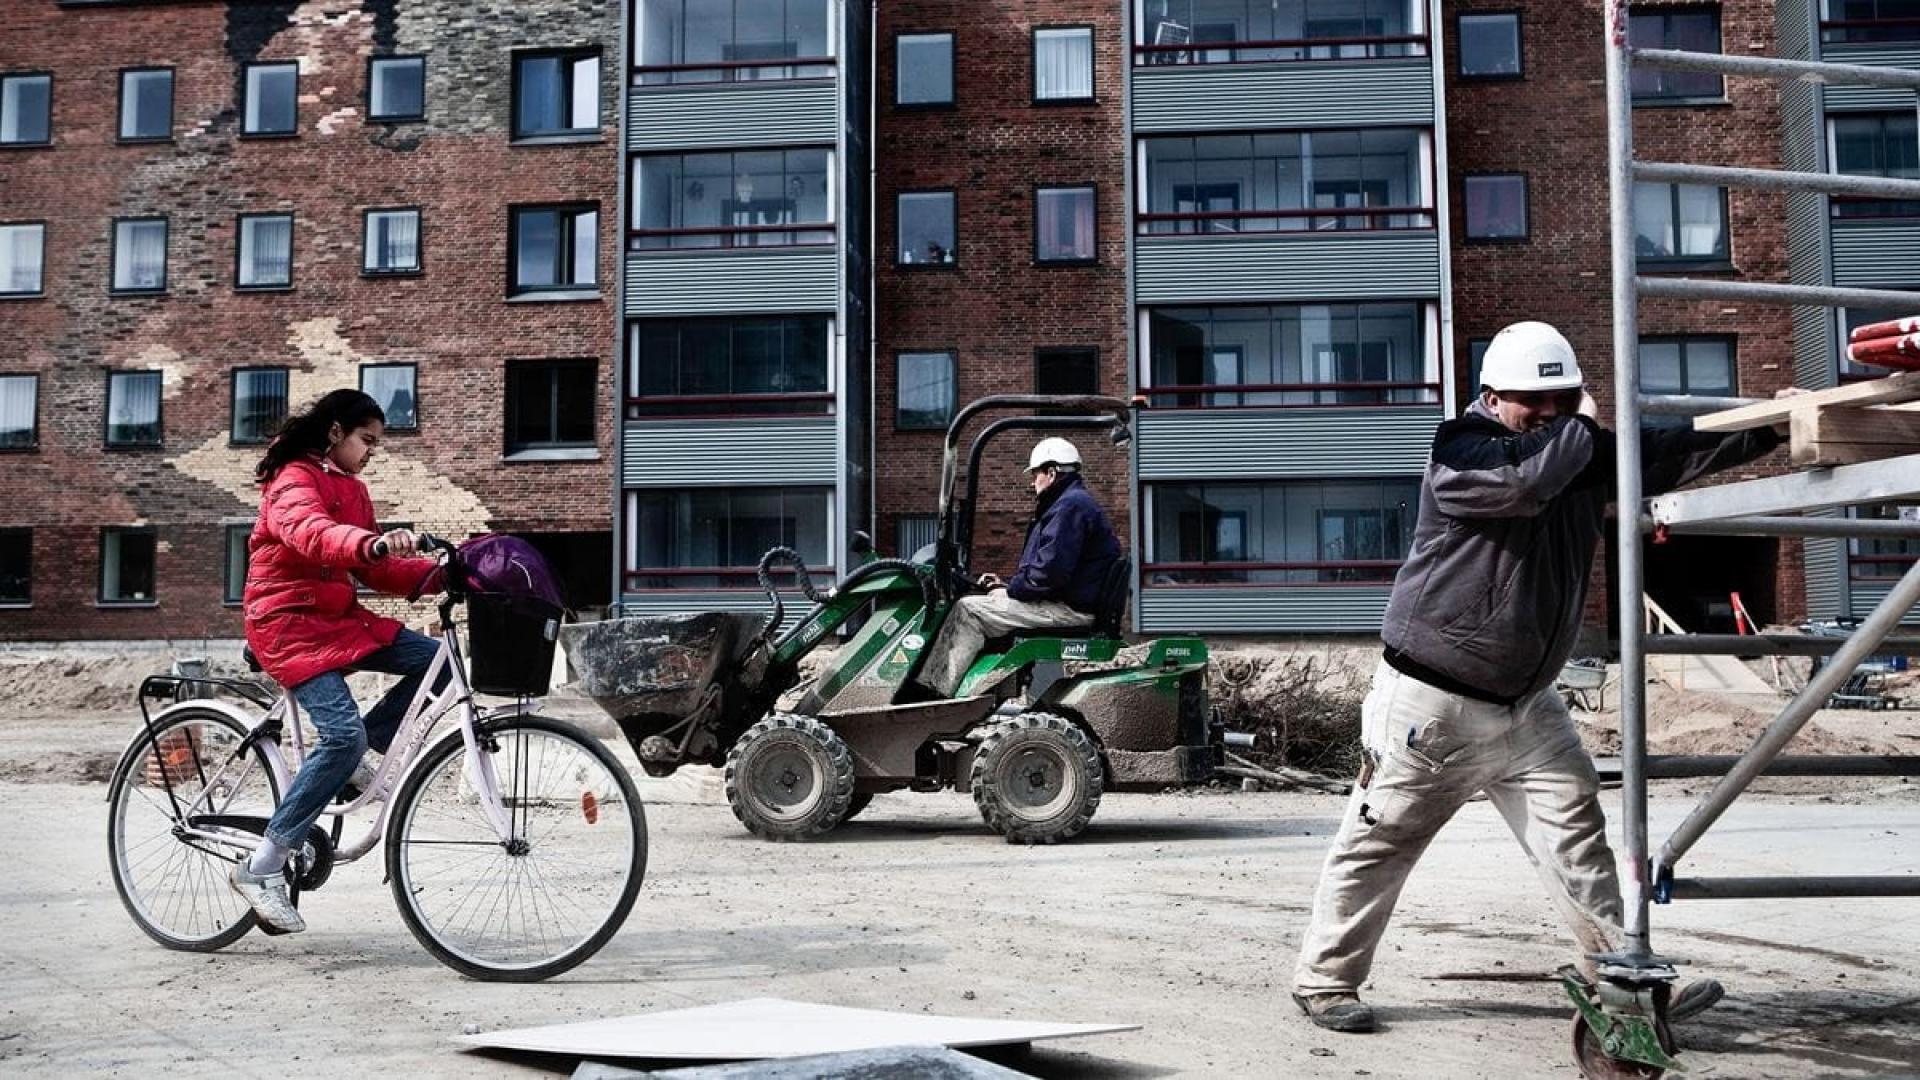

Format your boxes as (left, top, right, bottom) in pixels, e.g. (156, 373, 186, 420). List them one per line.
(563, 395, 1235, 843)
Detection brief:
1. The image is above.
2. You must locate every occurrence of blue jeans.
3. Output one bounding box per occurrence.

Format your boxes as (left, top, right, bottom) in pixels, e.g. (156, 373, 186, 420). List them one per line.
(264, 629, 446, 849)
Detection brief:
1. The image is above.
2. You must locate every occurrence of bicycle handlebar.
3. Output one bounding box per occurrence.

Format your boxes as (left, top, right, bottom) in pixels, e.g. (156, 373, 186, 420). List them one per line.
(371, 531, 452, 559)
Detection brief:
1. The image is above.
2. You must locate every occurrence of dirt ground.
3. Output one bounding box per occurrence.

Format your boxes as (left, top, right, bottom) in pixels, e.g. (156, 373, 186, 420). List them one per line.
(3, 647, 1919, 1078)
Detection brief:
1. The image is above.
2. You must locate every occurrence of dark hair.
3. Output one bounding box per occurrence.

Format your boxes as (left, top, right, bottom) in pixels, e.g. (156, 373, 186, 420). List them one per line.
(254, 388, 386, 483)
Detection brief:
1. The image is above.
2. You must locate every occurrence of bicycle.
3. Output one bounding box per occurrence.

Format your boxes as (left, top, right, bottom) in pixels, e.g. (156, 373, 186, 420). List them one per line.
(104, 535, 647, 981)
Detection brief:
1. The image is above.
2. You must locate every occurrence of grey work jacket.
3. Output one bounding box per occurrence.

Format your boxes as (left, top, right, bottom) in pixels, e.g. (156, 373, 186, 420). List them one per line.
(1380, 400, 1782, 704)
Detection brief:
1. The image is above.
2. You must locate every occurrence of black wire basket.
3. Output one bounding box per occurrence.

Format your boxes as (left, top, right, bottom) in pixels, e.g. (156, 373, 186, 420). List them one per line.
(465, 593, 562, 697)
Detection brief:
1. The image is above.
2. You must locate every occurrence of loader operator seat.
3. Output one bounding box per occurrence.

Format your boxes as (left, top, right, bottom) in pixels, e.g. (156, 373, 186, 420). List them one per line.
(1091, 555, 1132, 639)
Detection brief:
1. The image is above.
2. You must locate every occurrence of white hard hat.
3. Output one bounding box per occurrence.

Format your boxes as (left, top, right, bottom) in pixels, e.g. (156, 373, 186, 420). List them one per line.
(1027, 436, 1082, 473)
(1479, 321, 1584, 392)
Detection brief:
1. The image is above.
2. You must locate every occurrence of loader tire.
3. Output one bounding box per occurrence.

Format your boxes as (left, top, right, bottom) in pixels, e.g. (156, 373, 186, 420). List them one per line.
(970, 712, 1102, 845)
(725, 714, 855, 842)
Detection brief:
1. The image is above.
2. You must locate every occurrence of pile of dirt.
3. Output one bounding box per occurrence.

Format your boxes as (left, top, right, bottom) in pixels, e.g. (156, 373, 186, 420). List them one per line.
(1210, 644, 1372, 777)
(1575, 683, 1895, 758)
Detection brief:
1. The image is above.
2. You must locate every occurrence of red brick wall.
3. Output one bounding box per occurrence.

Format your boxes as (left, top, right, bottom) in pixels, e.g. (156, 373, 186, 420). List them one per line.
(873, 2, 1132, 576)
(0, 0, 618, 640)
(1445, 0, 1804, 629)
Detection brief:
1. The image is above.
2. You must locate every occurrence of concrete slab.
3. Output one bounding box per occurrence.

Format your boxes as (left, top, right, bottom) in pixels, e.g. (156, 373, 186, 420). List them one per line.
(458, 998, 1135, 1061)
(571, 1045, 1035, 1078)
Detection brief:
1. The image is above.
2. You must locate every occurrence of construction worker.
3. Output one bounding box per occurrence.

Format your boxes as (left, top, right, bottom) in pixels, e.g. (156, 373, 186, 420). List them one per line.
(1291, 321, 1787, 1033)
(916, 436, 1122, 697)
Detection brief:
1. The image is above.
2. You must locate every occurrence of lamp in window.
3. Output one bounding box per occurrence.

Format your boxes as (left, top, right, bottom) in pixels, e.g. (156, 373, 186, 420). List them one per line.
(734, 174, 755, 203)
(687, 180, 704, 201)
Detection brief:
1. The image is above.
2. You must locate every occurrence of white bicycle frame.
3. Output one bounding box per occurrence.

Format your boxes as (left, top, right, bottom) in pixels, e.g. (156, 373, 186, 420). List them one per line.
(164, 617, 539, 864)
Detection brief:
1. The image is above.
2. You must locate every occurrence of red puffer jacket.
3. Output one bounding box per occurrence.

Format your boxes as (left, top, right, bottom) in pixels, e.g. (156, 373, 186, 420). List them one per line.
(243, 456, 441, 688)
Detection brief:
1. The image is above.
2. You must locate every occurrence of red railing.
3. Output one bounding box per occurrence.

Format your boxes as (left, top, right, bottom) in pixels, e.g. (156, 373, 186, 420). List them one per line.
(1133, 34, 1429, 66)
(1819, 18, 1920, 44)
(1136, 206, 1434, 234)
(1849, 553, 1920, 581)
(1144, 379, 1441, 407)
(622, 391, 834, 420)
(632, 56, 836, 85)
(628, 222, 836, 251)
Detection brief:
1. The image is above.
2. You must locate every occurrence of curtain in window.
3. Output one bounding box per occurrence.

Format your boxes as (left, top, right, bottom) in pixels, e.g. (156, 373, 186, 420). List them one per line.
(1035, 29, 1093, 100)
(115, 221, 166, 289)
(0, 225, 42, 293)
(241, 217, 292, 285)
(516, 211, 560, 286)
(1675, 185, 1722, 256)
(2, 76, 50, 143)
(0, 376, 34, 448)
(109, 373, 162, 444)
(363, 367, 416, 428)
(517, 57, 564, 133)
(370, 211, 419, 270)
(1037, 188, 1094, 260)
(236, 370, 288, 441)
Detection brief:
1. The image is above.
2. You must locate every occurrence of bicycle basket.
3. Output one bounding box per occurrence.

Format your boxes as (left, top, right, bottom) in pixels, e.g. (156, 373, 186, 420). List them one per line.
(466, 593, 562, 697)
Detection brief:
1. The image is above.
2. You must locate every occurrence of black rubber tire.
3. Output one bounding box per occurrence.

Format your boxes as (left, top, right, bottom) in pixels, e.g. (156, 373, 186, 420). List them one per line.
(843, 792, 876, 822)
(1571, 1015, 1667, 1080)
(724, 714, 856, 841)
(385, 715, 647, 982)
(107, 708, 282, 951)
(969, 712, 1103, 845)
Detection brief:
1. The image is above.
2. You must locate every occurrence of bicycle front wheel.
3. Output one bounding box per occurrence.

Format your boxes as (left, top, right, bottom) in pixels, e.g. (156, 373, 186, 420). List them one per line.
(107, 708, 282, 951)
(385, 715, 647, 981)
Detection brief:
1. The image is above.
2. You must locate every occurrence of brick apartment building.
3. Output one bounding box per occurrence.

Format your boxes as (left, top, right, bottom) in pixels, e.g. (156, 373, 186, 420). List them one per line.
(4, 1, 1916, 644)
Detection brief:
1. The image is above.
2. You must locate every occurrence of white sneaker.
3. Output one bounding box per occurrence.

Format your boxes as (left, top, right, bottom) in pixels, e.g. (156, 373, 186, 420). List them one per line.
(229, 862, 306, 935)
(335, 756, 379, 804)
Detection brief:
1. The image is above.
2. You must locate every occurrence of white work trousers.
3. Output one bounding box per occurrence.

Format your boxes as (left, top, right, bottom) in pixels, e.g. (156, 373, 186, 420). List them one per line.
(919, 589, 1091, 696)
(1293, 660, 1622, 995)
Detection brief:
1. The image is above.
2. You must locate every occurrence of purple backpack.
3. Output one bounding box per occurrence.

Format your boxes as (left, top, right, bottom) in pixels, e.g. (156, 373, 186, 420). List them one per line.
(456, 535, 566, 614)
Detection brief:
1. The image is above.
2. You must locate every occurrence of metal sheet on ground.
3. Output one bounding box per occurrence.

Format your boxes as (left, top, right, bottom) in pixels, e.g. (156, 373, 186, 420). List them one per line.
(572, 1045, 1037, 1078)
(458, 998, 1136, 1061)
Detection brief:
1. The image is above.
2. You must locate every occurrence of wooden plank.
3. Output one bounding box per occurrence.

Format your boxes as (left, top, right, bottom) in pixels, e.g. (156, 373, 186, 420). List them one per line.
(1790, 405, 1920, 467)
(1694, 370, 1920, 432)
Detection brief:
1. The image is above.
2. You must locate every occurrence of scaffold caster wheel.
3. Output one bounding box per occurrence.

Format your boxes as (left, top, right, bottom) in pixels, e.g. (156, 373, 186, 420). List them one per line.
(1571, 1014, 1671, 1080)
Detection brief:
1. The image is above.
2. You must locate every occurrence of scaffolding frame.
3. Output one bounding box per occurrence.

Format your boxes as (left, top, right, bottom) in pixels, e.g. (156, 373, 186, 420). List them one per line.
(1592, 2, 1920, 1069)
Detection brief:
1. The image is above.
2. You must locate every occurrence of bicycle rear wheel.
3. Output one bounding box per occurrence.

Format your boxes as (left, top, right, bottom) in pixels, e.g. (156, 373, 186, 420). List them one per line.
(107, 708, 282, 950)
(385, 715, 646, 981)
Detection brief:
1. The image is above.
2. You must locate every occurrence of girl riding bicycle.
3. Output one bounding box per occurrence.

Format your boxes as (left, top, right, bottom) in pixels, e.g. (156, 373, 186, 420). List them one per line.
(229, 388, 443, 934)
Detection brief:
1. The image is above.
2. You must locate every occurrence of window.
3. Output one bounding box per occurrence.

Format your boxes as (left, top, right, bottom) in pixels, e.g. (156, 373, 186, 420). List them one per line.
(1146, 302, 1439, 406)
(111, 217, 168, 293)
(506, 359, 596, 453)
(0, 528, 28, 605)
(242, 62, 297, 136)
(630, 148, 834, 249)
(1464, 174, 1528, 240)
(1146, 479, 1420, 584)
(236, 213, 293, 289)
(1, 73, 51, 146)
(897, 351, 956, 430)
(633, 0, 835, 84)
(1458, 13, 1521, 78)
(223, 524, 250, 605)
(513, 49, 600, 139)
(1035, 27, 1094, 102)
(118, 68, 173, 141)
(1831, 113, 1920, 218)
(1141, 129, 1432, 234)
(1822, 0, 1920, 43)
(627, 315, 832, 416)
(0, 374, 37, 450)
(896, 32, 954, 106)
(0, 223, 44, 296)
(510, 205, 598, 294)
(623, 486, 832, 588)
(1136, 0, 1422, 64)
(361, 363, 418, 430)
(1633, 182, 1728, 264)
(1848, 504, 1920, 580)
(363, 208, 422, 273)
(896, 514, 938, 561)
(368, 56, 425, 121)
(106, 371, 163, 447)
(100, 527, 158, 604)
(1036, 185, 1097, 263)
(1468, 337, 1492, 390)
(1640, 337, 1735, 395)
(231, 367, 289, 444)
(1629, 8, 1723, 100)
(1037, 347, 1100, 396)
(898, 191, 956, 265)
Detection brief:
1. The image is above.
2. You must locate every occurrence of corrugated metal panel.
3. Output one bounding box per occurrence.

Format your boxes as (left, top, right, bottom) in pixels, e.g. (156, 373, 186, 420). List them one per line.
(1137, 585, 1392, 634)
(1134, 233, 1441, 304)
(1778, 0, 1814, 61)
(1848, 579, 1920, 624)
(1780, 25, 1834, 391)
(626, 247, 839, 315)
(1830, 221, 1920, 288)
(623, 416, 839, 486)
(616, 591, 807, 635)
(627, 81, 837, 150)
(1804, 514, 1847, 619)
(1820, 46, 1920, 111)
(1137, 408, 1439, 479)
(1131, 60, 1433, 131)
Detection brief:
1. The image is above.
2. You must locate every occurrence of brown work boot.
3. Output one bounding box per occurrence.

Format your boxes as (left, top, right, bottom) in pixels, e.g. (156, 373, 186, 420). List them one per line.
(1292, 991, 1377, 1033)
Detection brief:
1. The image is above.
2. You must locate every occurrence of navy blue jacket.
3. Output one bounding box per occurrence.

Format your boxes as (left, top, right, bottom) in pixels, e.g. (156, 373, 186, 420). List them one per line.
(1006, 472, 1122, 614)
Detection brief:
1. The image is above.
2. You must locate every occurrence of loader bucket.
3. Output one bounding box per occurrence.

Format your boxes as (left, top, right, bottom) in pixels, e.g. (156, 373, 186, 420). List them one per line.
(559, 611, 772, 720)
